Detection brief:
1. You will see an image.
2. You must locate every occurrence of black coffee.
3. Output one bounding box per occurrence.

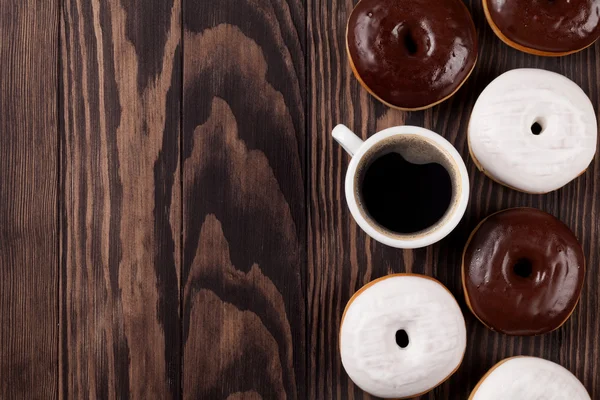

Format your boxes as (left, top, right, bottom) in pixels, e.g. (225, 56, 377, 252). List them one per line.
(360, 152, 452, 233)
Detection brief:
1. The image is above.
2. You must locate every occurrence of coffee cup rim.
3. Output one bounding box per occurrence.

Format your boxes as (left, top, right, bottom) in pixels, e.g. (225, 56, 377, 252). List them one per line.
(344, 126, 470, 249)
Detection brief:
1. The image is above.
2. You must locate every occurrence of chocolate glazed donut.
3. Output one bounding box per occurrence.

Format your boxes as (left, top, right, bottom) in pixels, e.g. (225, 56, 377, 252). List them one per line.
(484, 0, 600, 55)
(346, 0, 478, 110)
(462, 208, 585, 336)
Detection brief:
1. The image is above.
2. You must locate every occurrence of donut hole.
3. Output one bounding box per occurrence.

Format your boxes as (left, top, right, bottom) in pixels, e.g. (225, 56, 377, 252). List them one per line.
(513, 258, 533, 278)
(391, 23, 419, 56)
(531, 121, 543, 135)
(395, 329, 409, 348)
(403, 31, 418, 55)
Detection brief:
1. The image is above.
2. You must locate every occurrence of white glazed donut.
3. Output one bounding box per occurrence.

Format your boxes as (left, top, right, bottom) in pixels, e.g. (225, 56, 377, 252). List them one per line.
(339, 274, 466, 399)
(469, 356, 590, 400)
(468, 68, 597, 194)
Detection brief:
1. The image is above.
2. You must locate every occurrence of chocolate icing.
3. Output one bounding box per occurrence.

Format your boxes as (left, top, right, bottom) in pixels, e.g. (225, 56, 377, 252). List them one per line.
(346, 0, 478, 109)
(463, 208, 585, 336)
(487, 0, 600, 53)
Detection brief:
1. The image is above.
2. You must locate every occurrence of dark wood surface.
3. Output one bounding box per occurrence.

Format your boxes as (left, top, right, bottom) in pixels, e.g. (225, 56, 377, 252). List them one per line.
(181, 0, 306, 398)
(0, 1, 59, 399)
(60, 0, 181, 398)
(1, 0, 599, 398)
(308, 0, 600, 398)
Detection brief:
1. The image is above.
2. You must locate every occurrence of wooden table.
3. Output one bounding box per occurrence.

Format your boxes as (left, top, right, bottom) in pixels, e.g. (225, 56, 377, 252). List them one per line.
(1, 0, 598, 399)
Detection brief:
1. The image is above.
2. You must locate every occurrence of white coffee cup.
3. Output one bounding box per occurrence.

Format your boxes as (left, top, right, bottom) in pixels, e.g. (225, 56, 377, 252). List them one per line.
(332, 124, 469, 249)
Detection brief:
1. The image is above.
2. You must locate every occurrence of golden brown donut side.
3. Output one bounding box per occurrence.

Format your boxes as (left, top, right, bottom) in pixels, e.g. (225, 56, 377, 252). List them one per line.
(339, 273, 466, 399)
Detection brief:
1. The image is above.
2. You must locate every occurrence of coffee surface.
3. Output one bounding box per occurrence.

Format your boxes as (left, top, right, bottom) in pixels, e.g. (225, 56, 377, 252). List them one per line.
(360, 152, 452, 233)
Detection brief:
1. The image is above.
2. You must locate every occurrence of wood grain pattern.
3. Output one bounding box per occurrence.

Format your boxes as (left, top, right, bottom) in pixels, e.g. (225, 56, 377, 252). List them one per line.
(181, 0, 306, 397)
(0, 1, 59, 399)
(1, 0, 600, 398)
(60, 0, 181, 398)
(308, 0, 600, 398)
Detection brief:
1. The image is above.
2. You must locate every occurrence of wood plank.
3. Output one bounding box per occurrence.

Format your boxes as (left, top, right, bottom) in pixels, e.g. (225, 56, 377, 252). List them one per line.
(307, 0, 600, 398)
(60, 1, 181, 398)
(0, 1, 59, 398)
(181, 0, 306, 398)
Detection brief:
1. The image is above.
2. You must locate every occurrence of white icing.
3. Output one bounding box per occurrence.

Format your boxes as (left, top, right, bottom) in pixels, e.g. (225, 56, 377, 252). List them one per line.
(340, 275, 466, 398)
(469, 68, 597, 193)
(471, 357, 590, 400)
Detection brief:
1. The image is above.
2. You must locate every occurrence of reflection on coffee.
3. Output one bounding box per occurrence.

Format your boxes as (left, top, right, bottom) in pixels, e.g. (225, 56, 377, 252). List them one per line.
(360, 152, 452, 233)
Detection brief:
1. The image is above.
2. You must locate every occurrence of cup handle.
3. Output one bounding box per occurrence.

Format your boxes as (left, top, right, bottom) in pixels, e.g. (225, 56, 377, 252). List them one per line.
(332, 124, 364, 157)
